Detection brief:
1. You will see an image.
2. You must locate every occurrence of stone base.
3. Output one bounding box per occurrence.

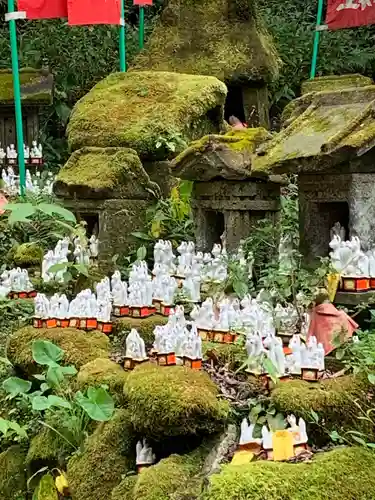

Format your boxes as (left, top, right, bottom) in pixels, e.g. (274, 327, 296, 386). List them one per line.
(183, 356, 202, 370)
(157, 352, 176, 366)
(130, 306, 156, 318)
(335, 290, 375, 306)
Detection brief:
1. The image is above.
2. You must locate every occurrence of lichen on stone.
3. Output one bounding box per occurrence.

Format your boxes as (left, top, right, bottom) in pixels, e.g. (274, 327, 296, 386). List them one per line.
(0, 68, 53, 105)
(67, 71, 227, 160)
(13, 242, 43, 267)
(68, 409, 135, 500)
(123, 363, 229, 439)
(7, 326, 109, 375)
(132, 0, 280, 85)
(204, 447, 375, 500)
(301, 74, 373, 95)
(54, 146, 161, 200)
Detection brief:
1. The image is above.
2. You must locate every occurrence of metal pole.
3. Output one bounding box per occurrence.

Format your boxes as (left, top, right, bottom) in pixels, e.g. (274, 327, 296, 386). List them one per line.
(310, 0, 324, 79)
(139, 6, 144, 49)
(7, 0, 26, 196)
(119, 0, 126, 71)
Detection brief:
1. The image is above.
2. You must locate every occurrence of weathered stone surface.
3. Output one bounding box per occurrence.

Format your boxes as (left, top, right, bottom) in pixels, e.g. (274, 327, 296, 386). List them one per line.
(202, 425, 238, 476)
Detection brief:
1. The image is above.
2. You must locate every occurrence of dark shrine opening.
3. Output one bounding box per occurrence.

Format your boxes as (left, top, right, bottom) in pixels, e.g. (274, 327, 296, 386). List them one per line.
(204, 210, 225, 251)
(224, 85, 246, 123)
(77, 213, 99, 237)
(318, 201, 350, 248)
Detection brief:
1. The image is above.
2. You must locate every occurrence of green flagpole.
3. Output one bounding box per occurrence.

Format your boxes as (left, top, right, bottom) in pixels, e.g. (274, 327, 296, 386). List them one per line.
(139, 6, 145, 49)
(7, 0, 26, 196)
(119, 0, 126, 71)
(310, 0, 324, 79)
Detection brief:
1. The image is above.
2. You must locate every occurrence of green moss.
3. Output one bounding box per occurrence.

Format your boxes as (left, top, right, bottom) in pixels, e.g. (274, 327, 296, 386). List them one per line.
(132, 0, 280, 84)
(26, 427, 71, 472)
(34, 474, 58, 500)
(271, 375, 371, 438)
(301, 74, 372, 95)
(202, 341, 247, 370)
(7, 326, 109, 375)
(174, 128, 270, 166)
(68, 409, 135, 500)
(67, 71, 226, 159)
(120, 447, 207, 500)
(0, 68, 52, 105)
(0, 445, 26, 500)
(113, 315, 168, 347)
(111, 475, 138, 500)
(123, 363, 229, 439)
(13, 242, 43, 267)
(77, 358, 128, 404)
(54, 147, 160, 199)
(204, 447, 375, 500)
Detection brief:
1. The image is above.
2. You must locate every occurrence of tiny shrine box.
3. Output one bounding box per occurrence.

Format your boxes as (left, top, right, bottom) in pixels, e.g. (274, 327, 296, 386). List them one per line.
(157, 352, 176, 366)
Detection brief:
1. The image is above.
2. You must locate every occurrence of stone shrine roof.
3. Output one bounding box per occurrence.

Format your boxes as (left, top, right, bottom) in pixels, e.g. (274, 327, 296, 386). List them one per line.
(172, 128, 273, 180)
(132, 0, 280, 85)
(67, 71, 227, 161)
(0, 68, 53, 106)
(54, 147, 161, 200)
(252, 74, 375, 175)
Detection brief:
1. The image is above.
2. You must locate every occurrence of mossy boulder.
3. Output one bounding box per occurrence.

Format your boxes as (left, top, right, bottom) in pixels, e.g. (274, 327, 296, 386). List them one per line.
(77, 358, 128, 404)
(26, 427, 71, 472)
(204, 447, 375, 500)
(123, 364, 229, 439)
(67, 71, 226, 160)
(113, 315, 168, 347)
(0, 68, 53, 105)
(33, 474, 58, 500)
(0, 445, 27, 500)
(7, 326, 109, 374)
(301, 74, 373, 95)
(13, 242, 43, 267)
(271, 375, 372, 440)
(203, 341, 247, 370)
(68, 409, 135, 500)
(113, 447, 208, 500)
(54, 147, 161, 200)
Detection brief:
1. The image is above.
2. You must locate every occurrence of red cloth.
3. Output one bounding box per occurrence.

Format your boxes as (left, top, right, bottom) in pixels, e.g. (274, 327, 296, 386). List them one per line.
(0, 193, 8, 215)
(134, 0, 152, 5)
(18, 0, 68, 19)
(67, 0, 121, 25)
(307, 303, 358, 355)
(326, 0, 375, 30)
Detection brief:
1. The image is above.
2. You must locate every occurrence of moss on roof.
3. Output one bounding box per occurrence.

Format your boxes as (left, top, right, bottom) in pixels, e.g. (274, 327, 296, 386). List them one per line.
(54, 147, 161, 199)
(67, 71, 227, 160)
(0, 68, 52, 105)
(252, 84, 375, 174)
(132, 0, 280, 84)
(301, 74, 373, 95)
(204, 447, 375, 500)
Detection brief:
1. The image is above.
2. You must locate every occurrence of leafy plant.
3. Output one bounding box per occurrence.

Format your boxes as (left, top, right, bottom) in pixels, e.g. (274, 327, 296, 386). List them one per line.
(2, 340, 115, 450)
(248, 397, 286, 438)
(155, 131, 188, 153)
(334, 331, 375, 384)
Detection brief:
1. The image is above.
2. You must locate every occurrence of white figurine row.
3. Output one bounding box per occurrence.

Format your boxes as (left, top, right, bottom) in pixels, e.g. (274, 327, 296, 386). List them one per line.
(0, 141, 43, 162)
(0, 268, 34, 297)
(240, 414, 308, 448)
(35, 289, 112, 323)
(246, 332, 324, 376)
(2, 167, 54, 196)
(136, 440, 155, 466)
(329, 232, 375, 277)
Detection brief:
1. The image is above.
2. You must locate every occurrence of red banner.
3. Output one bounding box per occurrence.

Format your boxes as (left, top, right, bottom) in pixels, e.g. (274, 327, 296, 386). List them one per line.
(18, 0, 68, 19)
(67, 0, 121, 25)
(133, 0, 152, 5)
(326, 0, 375, 30)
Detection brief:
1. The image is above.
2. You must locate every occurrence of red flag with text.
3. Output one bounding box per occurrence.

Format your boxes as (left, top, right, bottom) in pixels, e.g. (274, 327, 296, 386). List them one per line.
(18, 0, 68, 19)
(326, 0, 375, 29)
(67, 0, 121, 25)
(133, 0, 153, 5)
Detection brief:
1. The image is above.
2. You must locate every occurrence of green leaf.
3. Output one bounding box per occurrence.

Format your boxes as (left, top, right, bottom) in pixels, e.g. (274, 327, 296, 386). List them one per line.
(267, 413, 286, 431)
(335, 349, 345, 360)
(310, 409, 319, 424)
(32, 395, 52, 411)
(32, 340, 64, 367)
(33, 374, 46, 381)
(329, 430, 341, 442)
(368, 373, 375, 385)
(63, 271, 73, 283)
(233, 281, 249, 299)
(350, 434, 368, 447)
(61, 365, 78, 376)
(2, 377, 32, 397)
(47, 395, 71, 409)
(137, 246, 147, 261)
(46, 365, 65, 387)
(131, 232, 153, 241)
(7, 203, 35, 223)
(74, 263, 89, 277)
(40, 383, 49, 393)
(8, 420, 28, 439)
(47, 262, 70, 274)
(37, 203, 76, 223)
(76, 387, 114, 421)
(0, 418, 10, 436)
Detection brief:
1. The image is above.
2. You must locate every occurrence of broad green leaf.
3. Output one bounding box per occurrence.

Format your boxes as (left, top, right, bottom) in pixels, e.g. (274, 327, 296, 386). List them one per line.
(349, 434, 367, 447)
(131, 232, 153, 241)
(61, 365, 77, 376)
(0, 418, 10, 435)
(47, 262, 70, 274)
(74, 263, 89, 277)
(47, 395, 71, 409)
(32, 395, 52, 411)
(335, 349, 345, 360)
(267, 412, 286, 431)
(40, 383, 49, 393)
(33, 374, 46, 381)
(137, 246, 147, 261)
(37, 203, 76, 223)
(368, 373, 375, 385)
(63, 271, 73, 283)
(46, 366, 65, 387)
(310, 409, 319, 424)
(365, 443, 375, 448)
(76, 387, 114, 421)
(8, 421, 28, 438)
(233, 281, 248, 299)
(329, 430, 341, 442)
(7, 203, 36, 223)
(32, 340, 64, 366)
(2, 377, 32, 397)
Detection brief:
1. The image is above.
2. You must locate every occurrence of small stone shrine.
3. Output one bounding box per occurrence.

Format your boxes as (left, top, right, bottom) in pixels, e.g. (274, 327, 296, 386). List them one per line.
(0, 68, 53, 152)
(172, 128, 282, 251)
(132, 0, 280, 128)
(252, 74, 375, 264)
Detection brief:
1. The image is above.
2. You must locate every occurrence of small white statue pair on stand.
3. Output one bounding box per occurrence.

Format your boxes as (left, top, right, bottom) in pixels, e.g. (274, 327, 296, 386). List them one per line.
(136, 440, 156, 471)
(124, 328, 148, 370)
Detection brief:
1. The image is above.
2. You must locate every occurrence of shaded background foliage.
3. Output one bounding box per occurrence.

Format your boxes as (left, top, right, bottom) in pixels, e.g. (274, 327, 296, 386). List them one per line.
(0, 0, 375, 162)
